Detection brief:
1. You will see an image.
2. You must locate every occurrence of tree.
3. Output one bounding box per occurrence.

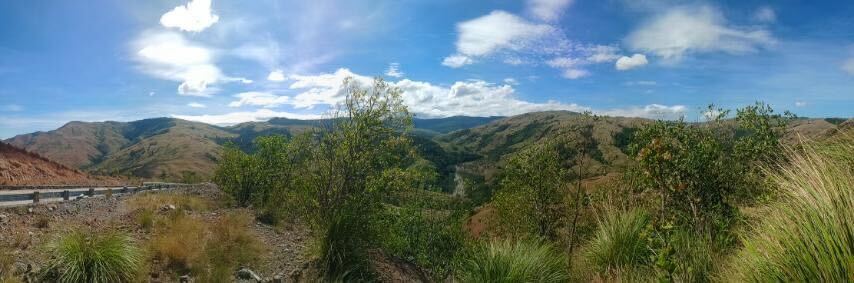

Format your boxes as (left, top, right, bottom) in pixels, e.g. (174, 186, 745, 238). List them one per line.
(493, 140, 567, 240)
(298, 77, 415, 279)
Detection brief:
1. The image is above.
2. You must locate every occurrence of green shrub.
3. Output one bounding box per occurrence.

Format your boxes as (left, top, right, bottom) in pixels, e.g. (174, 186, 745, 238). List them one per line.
(458, 239, 569, 283)
(583, 209, 650, 273)
(725, 138, 853, 282)
(41, 231, 141, 283)
(381, 204, 465, 280)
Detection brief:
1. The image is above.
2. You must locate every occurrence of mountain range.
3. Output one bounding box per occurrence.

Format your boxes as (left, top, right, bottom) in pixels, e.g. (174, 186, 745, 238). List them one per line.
(4, 112, 848, 187)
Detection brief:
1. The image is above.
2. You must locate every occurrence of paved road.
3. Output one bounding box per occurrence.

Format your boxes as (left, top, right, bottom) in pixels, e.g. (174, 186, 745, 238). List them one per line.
(0, 186, 145, 207)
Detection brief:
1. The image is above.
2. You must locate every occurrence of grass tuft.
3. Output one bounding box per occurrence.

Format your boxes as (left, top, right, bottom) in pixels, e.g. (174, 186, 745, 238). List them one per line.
(41, 231, 141, 283)
(458, 238, 569, 283)
(724, 135, 853, 282)
(583, 208, 650, 274)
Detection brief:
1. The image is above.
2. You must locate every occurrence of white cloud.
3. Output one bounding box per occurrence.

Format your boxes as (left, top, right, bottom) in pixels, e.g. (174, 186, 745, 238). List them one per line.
(795, 101, 807, 107)
(626, 6, 775, 60)
(526, 0, 574, 22)
(602, 104, 687, 120)
(754, 6, 776, 23)
(160, 0, 220, 32)
(172, 109, 322, 125)
(545, 45, 622, 78)
(132, 31, 249, 96)
(385, 63, 404, 78)
(1, 104, 23, 112)
(228, 91, 290, 108)
(187, 102, 206, 108)
(148, 91, 156, 97)
(267, 70, 286, 82)
(503, 78, 519, 85)
(442, 54, 474, 68)
(231, 68, 687, 120)
(842, 57, 854, 76)
(561, 69, 590, 79)
(626, 80, 657, 86)
(616, 54, 649, 70)
(453, 11, 558, 58)
(288, 68, 374, 109)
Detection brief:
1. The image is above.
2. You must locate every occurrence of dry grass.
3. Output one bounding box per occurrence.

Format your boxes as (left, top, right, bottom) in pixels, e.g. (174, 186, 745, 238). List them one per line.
(149, 211, 263, 282)
(126, 192, 212, 213)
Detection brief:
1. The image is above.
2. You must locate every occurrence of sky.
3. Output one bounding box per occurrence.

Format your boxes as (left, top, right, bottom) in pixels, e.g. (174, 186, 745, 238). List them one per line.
(1, 0, 853, 138)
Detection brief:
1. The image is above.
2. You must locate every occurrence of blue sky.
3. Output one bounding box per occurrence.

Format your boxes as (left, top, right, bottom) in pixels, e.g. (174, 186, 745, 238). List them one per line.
(1, 0, 853, 138)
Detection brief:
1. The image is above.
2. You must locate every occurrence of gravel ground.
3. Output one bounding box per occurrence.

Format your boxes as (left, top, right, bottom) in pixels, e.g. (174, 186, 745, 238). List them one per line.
(0, 185, 311, 282)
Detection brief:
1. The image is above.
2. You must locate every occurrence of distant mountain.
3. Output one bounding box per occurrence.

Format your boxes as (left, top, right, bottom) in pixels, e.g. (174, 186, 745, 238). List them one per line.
(4, 115, 501, 180)
(412, 116, 504, 134)
(6, 118, 235, 179)
(0, 142, 121, 186)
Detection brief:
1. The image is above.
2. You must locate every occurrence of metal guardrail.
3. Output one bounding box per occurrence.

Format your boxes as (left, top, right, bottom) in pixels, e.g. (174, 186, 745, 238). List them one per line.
(0, 183, 198, 206)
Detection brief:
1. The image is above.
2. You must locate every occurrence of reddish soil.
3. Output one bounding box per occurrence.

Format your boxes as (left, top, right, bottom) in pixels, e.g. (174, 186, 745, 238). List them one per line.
(0, 142, 121, 186)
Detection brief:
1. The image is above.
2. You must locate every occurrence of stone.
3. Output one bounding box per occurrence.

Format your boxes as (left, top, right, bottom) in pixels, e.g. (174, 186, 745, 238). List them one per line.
(179, 274, 191, 282)
(236, 267, 262, 281)
(26, 208, 33, 214)
(0, 214, 8, 223)
(161, 204, 176, 211)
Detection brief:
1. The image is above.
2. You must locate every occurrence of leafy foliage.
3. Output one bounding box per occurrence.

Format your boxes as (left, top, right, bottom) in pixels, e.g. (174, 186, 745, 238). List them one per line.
(629, 103, 790, 235)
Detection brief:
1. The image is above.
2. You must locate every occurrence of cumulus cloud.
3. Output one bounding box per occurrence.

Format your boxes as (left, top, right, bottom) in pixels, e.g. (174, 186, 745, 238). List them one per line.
(616, 54, 649, 70)
(160, 0, 220, 32)
(450, 11, 559, 58)
(754, 6, 776, 23)
(187, 102, 206, 108)
(267, 70, 286, 82)
(244, 68, 686, 119)
(795, 101, 807, 107)
(172, 109, 322, 125)
(442, 55, 474, 68)
(626, 6, 775, 60)
(133, 31, 249, 96)
(526, 0, 574, 22)
(228, 91, 290, 108)
(385, 63, 404, 78)
(842, 57, 854, 76)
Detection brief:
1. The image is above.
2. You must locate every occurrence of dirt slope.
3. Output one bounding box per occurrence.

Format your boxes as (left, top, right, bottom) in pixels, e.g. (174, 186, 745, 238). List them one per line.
(0, 142, 120, 186)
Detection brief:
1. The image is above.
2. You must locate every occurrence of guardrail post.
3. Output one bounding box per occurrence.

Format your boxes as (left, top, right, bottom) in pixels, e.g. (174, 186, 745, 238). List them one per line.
(106, 188, 113, 199)
(33, 191, 40, 203)
(63, 190, 70, 201)
(88, 188, 94, 197)
(122, 186, 128, 194)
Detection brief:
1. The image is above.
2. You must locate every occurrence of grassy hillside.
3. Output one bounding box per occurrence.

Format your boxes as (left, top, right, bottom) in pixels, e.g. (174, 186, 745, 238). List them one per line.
(4, 116, 499, 181)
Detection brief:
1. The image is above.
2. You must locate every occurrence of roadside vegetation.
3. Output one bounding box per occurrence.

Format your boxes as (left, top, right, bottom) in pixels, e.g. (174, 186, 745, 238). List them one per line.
(206, 78, 851, 282)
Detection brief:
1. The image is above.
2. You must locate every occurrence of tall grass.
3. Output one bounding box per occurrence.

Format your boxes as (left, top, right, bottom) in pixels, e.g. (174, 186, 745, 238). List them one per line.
(583, 208, 650, 274)
(41, 232, 141, 283)
(724, 135, 853, 281)
(457, 239, 569, 283)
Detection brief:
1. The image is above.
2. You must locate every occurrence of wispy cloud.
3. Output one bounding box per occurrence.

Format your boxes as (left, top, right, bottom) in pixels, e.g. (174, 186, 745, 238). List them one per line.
(626, 5, 775, 60)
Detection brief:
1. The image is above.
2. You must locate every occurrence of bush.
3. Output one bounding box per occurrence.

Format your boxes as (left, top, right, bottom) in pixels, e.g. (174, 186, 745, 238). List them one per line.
(41, 231, 141, 283)
(381, 203, 465, 280)
(724, 137, 853, 282)
(583, 209, 650, 273)
(458, 239, 569, 283)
